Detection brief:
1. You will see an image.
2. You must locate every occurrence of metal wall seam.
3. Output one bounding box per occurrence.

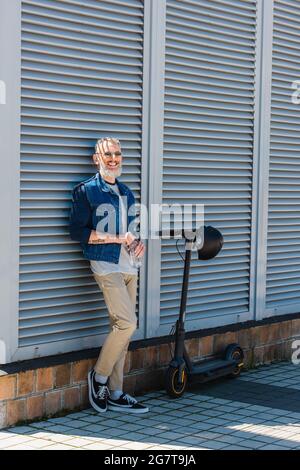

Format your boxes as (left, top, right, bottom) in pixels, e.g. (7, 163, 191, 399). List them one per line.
(253, 0, 274, 321)
(144, 0, 167, 338)
(0, 0, 22, 364)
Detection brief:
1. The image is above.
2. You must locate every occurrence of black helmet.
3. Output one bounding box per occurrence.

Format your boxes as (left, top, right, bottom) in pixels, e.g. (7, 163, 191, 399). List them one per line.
(197, 226, 224, 260)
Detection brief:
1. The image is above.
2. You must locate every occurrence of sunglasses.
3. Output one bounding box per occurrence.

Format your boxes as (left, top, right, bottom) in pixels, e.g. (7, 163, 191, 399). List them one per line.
(96, 152, 122, 158)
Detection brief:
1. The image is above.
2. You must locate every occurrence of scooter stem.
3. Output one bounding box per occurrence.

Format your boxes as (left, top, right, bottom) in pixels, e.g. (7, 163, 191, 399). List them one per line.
(179, 241, 192, 324)
(173, 241, 192, 361)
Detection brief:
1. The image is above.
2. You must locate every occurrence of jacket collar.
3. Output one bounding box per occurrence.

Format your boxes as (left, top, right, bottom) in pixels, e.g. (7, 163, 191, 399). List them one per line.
(95, 172, 129, 196)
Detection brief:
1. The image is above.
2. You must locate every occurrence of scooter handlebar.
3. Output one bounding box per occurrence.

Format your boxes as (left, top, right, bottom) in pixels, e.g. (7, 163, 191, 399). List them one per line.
(157, 226, 224, 260)
(157, 228, 199, 240)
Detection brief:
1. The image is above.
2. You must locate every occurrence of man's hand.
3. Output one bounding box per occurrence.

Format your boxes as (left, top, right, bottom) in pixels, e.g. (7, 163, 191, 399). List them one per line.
(124, 231, 137, 246)
(134, 240, 145, 258)
(125, 232, 145, 258)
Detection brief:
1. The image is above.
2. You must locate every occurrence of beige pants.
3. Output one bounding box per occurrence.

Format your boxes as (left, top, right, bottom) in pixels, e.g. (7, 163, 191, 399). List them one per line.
(93, 272, 138, 391)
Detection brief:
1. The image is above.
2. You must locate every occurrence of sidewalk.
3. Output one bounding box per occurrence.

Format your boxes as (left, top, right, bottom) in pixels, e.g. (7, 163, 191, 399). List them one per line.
(1, 361, 300, 450)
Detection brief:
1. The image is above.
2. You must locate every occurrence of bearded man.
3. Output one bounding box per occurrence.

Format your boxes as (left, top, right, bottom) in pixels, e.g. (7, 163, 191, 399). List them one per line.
(69, 137, 148, 414)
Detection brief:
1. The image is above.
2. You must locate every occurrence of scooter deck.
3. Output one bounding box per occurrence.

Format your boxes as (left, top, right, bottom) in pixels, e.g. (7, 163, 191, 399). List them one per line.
(188, 358, 238, 383)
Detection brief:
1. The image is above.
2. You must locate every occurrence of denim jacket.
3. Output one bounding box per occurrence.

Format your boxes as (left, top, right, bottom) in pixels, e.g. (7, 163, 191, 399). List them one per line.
(69, 172, 138, 262)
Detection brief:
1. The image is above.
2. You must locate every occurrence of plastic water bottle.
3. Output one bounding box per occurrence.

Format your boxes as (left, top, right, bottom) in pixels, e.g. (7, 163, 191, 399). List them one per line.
(127, 239, 143, 269)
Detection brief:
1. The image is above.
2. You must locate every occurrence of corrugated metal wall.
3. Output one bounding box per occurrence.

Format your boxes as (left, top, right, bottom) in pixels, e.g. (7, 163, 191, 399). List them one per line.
(266, 0, 300, 312)
(19, 0, 144, 346)
(15, 0, 300, 359)
(161, 0, 257, 326)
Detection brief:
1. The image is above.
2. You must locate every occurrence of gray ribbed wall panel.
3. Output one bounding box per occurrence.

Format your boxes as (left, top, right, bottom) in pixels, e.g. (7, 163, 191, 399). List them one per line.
(161, 0, 257, 325)
(19, 0, 144, 346)
(266, 0, 300, 310)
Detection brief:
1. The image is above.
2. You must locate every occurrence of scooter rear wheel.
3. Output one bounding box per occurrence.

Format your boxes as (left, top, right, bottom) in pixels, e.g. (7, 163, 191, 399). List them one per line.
(224, 343, 244, 378)
(165, 366, 188, 398)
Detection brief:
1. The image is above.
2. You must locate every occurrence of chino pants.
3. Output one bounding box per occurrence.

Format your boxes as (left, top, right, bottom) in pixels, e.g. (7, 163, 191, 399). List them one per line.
(93, 272, 138, 391)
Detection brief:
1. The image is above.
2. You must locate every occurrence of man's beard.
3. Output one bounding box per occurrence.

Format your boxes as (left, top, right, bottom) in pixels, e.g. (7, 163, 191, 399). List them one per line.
(99, 159, 122, 179)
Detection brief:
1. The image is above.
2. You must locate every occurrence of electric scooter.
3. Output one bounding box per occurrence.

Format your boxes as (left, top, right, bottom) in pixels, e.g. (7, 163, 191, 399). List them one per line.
(159, 226, 244, 398)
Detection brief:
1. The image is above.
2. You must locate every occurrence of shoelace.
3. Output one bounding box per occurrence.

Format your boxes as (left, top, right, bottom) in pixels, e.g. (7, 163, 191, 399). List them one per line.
(96, 384, 110, 400)
(122, 393, 137, 405)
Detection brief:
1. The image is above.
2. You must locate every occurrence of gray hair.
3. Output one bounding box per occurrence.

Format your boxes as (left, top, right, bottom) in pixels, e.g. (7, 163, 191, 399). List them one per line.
(95, 137, 121, 154)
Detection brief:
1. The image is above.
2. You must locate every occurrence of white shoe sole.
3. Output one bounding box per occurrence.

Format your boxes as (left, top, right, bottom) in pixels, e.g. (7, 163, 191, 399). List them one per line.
(87, 371, 107, 413)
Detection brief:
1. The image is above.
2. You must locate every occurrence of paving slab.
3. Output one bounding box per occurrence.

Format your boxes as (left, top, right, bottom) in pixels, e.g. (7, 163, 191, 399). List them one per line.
(1, 361, 300, 450)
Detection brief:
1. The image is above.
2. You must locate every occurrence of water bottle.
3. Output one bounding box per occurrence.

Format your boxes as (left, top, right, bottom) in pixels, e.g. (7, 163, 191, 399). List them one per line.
(127, 239, 143, 269)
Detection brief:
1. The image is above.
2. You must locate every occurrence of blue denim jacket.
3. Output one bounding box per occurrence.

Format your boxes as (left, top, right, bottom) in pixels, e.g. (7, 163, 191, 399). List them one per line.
(69, 172, 138, 262)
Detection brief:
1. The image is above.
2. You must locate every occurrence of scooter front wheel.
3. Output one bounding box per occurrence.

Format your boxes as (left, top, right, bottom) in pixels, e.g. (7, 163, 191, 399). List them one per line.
(165, 366, 188, 398)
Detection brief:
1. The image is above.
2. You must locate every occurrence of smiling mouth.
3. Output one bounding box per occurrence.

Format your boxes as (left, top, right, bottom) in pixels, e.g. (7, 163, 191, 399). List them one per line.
(107, 163, 119, 169)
